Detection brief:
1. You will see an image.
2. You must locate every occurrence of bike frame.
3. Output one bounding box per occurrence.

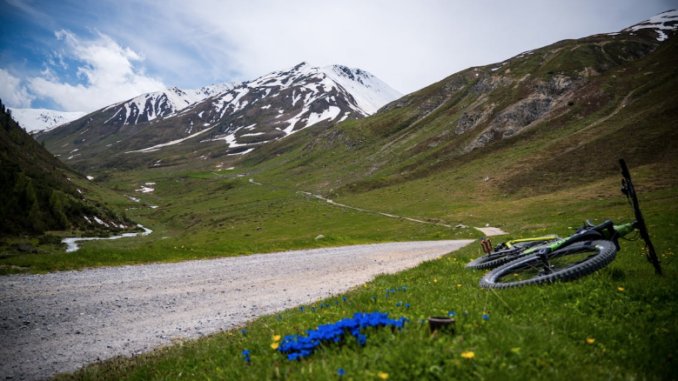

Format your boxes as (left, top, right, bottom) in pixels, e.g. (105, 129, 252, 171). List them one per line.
(516, 159, 662, 275)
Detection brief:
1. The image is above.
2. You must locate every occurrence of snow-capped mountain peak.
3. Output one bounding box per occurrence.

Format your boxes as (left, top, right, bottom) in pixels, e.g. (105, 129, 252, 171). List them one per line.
(100, 82, 239, 127)
(8, 108, 86, 133)
(623, 9, 678, 41)
(322, 64, 402, 114)
(40, 62, 402, 161)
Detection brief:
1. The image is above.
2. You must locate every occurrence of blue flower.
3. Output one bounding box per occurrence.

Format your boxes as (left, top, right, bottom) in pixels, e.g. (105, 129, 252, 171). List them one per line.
(482, 314, 490, 320)
(342, 297, 347, 301)
(448, 312, 456, 316)
(403, 286, 407, 290)
(300, 307, 304, 311)
(372, 296, 377, 300)
(241, 329, 246, 334)
(405, 304, 410, 308)
(242, 349, 250, 356)
(338, 368, 346, 376)
(277, 315, 282, 320)
(385, 294, 389, 297)
(396, 302, 402, 306)
(312, 307, 316, 311)
(276, 312, 408, 361)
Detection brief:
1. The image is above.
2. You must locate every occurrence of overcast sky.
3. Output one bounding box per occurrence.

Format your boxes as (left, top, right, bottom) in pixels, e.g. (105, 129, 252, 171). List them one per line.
(0, 0, 675, 112)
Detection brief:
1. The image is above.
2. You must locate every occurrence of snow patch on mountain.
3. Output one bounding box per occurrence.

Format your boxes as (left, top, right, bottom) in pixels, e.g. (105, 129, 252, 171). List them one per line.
(103, 82, 239, 126)
(126, 126, 215, 153)
(322, 65, 402, 114)
(623, 9, 678, 41)
(8, 108, 86, 132)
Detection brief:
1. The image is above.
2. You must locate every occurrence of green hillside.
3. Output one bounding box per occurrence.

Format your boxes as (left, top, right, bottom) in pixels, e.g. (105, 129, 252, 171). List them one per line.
(0, 100, 138, 259)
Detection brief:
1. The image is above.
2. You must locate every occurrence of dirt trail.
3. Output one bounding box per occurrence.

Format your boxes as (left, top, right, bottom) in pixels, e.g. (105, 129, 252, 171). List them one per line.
(0, 240, 472, 380)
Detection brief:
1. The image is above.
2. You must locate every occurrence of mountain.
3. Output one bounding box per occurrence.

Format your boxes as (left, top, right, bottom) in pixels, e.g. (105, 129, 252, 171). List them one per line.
(238, 10, 678, 198)
(8, 108, 86, 133)
(38, 63, 401, 171)
(0, 100, 133, 236)
(98, 82, 238, 128)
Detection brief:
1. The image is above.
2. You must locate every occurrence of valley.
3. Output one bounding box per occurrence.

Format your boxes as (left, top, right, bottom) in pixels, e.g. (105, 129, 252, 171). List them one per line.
(1, 9, 677, 381)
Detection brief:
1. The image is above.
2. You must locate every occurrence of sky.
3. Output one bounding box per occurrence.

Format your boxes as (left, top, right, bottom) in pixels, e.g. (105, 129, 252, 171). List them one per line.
(0, 0, 675, 113)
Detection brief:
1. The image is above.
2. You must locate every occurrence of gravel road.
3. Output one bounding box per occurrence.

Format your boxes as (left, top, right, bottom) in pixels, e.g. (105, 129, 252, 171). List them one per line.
(0, 240, 472, 380)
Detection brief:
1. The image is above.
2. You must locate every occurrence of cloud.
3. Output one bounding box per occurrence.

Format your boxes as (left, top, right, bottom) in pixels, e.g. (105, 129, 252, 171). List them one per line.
(0, 69, 34, 108)
(27, 29, 165, 112)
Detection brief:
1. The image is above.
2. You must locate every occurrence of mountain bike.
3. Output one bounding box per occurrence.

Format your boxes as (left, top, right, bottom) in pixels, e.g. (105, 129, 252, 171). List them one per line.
(479, 159, 662, 289)
(465, 235, 561, 269)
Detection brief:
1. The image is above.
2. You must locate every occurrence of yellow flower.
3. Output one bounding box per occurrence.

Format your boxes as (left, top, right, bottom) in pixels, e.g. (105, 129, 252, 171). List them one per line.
(586, 338, 595, 344)
(378, 372, 389, 379)
(271, 342, 279, 350)
(461, 351, 475, 359)
(273, 335, 281, 342)
(618, 287, 624, 292)
(434, 279, 438, 283)
(457, 284, 462, 287)
(364, 284, 367, 288)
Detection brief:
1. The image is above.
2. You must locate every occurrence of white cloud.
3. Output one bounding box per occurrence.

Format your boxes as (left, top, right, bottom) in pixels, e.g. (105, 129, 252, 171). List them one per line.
(27, 30, 165, 112)
(0, 69, 34, 108)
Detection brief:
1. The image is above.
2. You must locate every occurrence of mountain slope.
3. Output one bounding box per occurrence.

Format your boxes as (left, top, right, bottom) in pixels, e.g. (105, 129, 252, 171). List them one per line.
(0, 100, 133, 236)
(39, 63, 401, 171)
(237, 10, 678, 201)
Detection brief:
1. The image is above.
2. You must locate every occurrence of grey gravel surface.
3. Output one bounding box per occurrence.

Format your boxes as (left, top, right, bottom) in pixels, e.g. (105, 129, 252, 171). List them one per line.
(0, 240, 472, 380)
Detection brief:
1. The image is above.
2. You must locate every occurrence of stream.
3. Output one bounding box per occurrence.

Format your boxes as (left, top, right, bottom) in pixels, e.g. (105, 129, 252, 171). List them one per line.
(62, 224, 153, 252)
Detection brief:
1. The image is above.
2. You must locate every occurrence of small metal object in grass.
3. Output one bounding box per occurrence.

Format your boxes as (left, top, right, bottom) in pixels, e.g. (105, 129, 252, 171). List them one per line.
(428, 316, 455, 333)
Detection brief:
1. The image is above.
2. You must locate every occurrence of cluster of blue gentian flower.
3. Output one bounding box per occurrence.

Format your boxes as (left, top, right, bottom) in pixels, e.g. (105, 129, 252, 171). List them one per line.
(277, 312, 409, 361)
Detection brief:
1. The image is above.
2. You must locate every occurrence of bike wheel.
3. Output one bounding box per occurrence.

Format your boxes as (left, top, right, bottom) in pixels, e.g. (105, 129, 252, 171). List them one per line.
(466, 241, 550, 270)
(479, 240, 617, 289)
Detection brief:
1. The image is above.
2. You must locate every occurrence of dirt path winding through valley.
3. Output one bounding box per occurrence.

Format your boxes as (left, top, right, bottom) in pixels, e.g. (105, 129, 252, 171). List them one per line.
(0, 240, 472, 380)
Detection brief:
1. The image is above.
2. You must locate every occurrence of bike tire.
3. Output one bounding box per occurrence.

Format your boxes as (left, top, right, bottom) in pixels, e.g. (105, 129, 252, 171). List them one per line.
(466, 241, 551, 270)
(479, 240, 617, 289)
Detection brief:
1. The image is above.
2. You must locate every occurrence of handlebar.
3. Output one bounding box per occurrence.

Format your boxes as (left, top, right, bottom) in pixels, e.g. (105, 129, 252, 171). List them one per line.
(619, 158, 662, 275)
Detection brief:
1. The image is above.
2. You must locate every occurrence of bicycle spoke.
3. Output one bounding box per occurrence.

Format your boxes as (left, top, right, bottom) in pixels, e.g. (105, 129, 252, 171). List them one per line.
(495, 245, 598, 284)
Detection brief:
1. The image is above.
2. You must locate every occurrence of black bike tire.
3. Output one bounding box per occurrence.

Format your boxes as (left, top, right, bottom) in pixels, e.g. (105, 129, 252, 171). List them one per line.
(479, 240, 617, 289)
(466, 241, 550, 270)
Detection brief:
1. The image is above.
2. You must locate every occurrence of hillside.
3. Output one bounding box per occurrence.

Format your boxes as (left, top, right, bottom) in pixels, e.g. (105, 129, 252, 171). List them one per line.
(0, 100, 135, 237)
(239, 13, 678, 204)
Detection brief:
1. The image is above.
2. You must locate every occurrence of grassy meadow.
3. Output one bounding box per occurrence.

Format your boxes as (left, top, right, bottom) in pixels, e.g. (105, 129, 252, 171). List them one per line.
(54, 182, 678, 380)
(21, 160, 671, 380)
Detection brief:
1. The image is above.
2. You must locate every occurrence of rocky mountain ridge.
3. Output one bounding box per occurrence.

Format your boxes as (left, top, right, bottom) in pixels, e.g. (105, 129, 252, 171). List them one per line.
(39, 62, 401, 170)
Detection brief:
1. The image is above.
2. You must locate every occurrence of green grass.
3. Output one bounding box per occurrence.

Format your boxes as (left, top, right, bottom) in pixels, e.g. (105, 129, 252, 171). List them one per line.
(55, 192, 678, 380)
(0, 172, 479, 274)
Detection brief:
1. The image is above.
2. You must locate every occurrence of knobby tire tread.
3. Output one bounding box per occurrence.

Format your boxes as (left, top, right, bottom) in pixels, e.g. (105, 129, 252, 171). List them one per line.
(479, 240, 617, 289)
